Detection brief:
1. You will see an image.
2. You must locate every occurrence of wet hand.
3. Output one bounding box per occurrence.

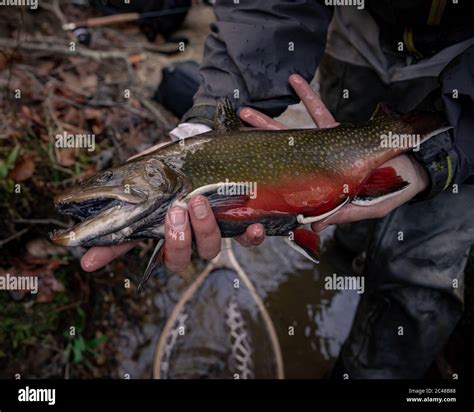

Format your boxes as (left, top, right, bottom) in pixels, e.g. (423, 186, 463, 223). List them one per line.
(162, 196, 264, 272)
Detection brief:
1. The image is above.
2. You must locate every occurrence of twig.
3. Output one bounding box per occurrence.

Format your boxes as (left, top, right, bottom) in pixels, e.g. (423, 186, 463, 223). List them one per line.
(86, 99, 156, 121)
(40, 0, 68, 28)
(53, 301, 82, 313)
(0, 228, 29, 248)
(0, 38, 133, 64)
(47, 76, 92, 98)
(52, 164, 76, 176)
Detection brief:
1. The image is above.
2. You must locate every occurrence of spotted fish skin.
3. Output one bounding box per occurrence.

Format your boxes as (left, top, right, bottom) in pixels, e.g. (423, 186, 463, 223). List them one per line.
(162, 116, 412, 187)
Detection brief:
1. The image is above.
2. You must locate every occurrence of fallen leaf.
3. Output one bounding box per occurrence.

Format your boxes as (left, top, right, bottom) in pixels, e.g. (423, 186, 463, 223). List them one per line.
(58, 69, 82, 90)
(8, 154, 36, 182)
(62, 106, 81, 125)
(36, 61, 56, 77)
(128, 53, 146, 65)
(81, 74, 98, 93)
(84, 108, 103, 121)
(56, 148, 76, 167)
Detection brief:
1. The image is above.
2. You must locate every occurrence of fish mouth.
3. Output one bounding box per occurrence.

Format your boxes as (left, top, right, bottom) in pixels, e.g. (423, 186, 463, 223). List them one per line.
(54, 197, 119, 221)
(54, 186, 147, 208)
(50, 186, 149, 246)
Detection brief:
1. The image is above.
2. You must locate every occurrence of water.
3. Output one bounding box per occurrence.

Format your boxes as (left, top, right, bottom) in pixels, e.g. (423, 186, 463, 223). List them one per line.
(115, 228, 361, 379)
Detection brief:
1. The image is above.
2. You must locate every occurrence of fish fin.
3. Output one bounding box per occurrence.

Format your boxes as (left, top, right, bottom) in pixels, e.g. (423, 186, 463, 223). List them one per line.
(369, 103, 394, 121)
(285, 229, 320, 264)
(369, 103, 384, 120)
(208, 193, 250, 214)
(297, 197, 349, 224)
(138, 238, 165, 292)
(178, 183, 222, 205)
(214, 97, 242, 131)
(179, 183, 251, 213)
(352, 167, 410, 206)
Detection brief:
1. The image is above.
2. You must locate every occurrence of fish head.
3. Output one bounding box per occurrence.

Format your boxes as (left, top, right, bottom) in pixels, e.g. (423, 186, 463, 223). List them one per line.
(50, 156, 183, 247)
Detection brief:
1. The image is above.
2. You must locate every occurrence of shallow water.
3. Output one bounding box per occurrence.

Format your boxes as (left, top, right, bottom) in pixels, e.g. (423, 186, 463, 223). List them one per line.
(115, 228, 361, 379)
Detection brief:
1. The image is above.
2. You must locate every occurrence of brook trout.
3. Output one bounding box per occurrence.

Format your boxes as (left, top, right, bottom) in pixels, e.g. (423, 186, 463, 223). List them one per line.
(50, 99, 448, 287)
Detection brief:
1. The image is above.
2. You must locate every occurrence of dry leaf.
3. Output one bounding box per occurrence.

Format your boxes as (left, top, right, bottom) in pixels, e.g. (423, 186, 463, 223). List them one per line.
(36, 61, 56, 77)
(84, 108, 103, 121)
(58, 69, 82, 90)
(56, 148, 76, 167)
(81, 74, 98, 93)
(8, 154, 36, 182)
(128, 53, 146, 65)
(62, 106, 80, 124)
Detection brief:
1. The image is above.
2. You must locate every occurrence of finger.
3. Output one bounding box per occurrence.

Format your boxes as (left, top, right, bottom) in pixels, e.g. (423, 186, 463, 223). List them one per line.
(311, 218, 332, 233)
(235, 223, 265, 247)
(164, 207, 192, 272)
(188, 195, 222, 260)
(310, 203, 390, 233)
(239, 107, 288, 130)
(127, 142, 169, 161)
(289, 74, 338, 129)
(81, 242, 137, 272)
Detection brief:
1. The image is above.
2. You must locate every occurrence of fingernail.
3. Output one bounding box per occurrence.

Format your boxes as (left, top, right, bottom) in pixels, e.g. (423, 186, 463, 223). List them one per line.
(240, 108, 251, 118)
(253, 226, 264, 240)
(191, 197, 209, 219)
(168, 208, 187, 231)
(82, 252, 97, 271)
(291, 74, 302, 83)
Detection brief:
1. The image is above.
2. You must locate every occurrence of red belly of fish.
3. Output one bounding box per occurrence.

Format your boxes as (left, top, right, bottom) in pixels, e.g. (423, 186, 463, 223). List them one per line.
(213, 172, 363, 221)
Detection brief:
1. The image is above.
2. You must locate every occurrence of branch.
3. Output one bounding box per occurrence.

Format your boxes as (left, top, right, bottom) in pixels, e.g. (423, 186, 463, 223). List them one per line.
(0, 228, 29, 248)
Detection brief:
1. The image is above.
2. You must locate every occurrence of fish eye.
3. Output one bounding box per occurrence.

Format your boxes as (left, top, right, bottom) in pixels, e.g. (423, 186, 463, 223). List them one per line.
(97, 170, 113, 183)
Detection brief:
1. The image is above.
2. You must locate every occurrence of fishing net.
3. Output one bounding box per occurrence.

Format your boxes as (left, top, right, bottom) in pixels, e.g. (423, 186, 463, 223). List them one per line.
(154, 267, 282, 379)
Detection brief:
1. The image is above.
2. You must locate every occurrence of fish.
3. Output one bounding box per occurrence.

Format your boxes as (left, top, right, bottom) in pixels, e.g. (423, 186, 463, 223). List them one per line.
(50, 99, 449, 289)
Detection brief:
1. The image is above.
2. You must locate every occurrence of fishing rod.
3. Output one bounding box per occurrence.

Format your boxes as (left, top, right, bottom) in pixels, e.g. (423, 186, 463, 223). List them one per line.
(62, 7, 191, 47)
(62, 7, 191, 32)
